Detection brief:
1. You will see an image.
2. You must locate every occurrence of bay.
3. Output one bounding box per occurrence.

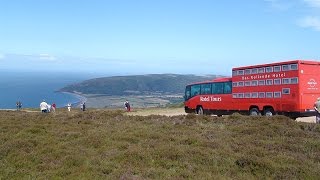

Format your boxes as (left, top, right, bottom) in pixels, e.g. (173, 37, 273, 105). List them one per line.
(0, 71, 94, 109)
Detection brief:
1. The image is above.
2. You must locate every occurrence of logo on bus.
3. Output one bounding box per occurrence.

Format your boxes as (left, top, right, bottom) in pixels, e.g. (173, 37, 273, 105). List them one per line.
(200, 96, 222, 102)
(308, 79, 317, 88)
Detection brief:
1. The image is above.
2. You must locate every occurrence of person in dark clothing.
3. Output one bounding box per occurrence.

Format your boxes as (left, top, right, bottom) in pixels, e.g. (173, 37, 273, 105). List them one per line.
(16, 101, 22, 111)
(81, 102, 86, 111)
(314, 97, 320, 123)
(124, 100, 131, 112)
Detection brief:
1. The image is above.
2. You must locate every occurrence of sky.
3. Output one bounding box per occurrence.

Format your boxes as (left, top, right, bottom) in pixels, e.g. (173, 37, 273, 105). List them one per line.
(0, 0, 320, 76)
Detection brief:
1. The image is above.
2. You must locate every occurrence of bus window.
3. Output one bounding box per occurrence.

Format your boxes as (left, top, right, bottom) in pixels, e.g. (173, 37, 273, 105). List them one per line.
(274, 66, 281, 72)
(266, 67, 273, 73)
(212, 82, 224, 94)
(191, 84, 201, 97)
(185, 85, 191, 100)
(258, 67, 265, 73)
(224, 81, 232, 94)
(290, 64, 298, 70)
(201, 83, 211, 94)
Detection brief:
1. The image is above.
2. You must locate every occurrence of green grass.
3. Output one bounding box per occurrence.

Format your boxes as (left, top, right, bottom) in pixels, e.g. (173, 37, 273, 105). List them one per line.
(0, 110, 320, 179)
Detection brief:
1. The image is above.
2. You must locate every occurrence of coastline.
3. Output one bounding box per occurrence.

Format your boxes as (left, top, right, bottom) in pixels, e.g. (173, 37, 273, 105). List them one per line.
(59, 91, 87, 107)
(76, 93, 183, 109)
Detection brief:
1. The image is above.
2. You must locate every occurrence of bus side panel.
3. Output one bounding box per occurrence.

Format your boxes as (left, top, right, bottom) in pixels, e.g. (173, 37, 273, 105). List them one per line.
(278, 84, 299, 112)
(299, 63, 320, 111)
(203, 94, 234, 112)
(187, 94, 234, 112)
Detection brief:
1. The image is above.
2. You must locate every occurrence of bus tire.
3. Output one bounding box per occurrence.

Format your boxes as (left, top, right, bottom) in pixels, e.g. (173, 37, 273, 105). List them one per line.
(249, 108, 259, 116)
(264, 108, 274, 117)
(290, 116, 297, 120)
(197, 106, 204, 115)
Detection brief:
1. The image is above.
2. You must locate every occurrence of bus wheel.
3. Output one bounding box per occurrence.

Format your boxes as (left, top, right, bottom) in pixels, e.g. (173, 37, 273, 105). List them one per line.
(249, 108, 259, 116)
(264, 108, 274, 117)
(197, 106, 204, 115)
(290, 116, 297, 120)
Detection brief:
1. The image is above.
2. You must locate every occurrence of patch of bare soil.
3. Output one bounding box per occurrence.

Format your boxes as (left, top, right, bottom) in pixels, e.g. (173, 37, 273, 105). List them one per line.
(127, 107, 186, 116)
(128, 108, 317, 123)
(296, 116, 316, 123)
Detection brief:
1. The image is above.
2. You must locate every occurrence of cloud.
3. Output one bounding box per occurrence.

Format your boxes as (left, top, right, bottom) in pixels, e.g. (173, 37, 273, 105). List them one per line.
(298, 16, 320, 31)
(300, 1, 320, 31)
(39, 54, 56, 61)
(304, 0, 320, 8)
(3, 53, 58, 63)
(264, 0, 320, 31)
(264, 0, 293, 11)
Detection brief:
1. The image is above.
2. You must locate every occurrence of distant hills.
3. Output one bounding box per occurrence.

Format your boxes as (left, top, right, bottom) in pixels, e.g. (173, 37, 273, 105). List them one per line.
(60, 74, 223, 96)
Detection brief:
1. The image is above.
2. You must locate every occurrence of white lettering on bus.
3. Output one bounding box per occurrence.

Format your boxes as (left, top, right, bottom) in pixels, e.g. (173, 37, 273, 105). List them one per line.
(200, 96, 222, 102)
(308, 79, 317, 88)
(307, 79, 318, 90)
(200, 96, 210, 101)
(211, 97, 222, 101)
(241, 72, 285, 80)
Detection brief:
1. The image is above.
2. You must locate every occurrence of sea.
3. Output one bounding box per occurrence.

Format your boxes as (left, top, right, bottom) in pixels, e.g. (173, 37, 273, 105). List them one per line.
(0, 71, 97, 109)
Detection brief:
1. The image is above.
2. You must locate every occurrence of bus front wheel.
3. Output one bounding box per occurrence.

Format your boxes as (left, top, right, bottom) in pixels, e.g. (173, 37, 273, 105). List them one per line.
(196, 106, 204, 115)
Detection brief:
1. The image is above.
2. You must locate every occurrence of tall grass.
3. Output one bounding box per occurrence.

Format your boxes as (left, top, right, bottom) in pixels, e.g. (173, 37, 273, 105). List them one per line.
(0, 110, 320, 179)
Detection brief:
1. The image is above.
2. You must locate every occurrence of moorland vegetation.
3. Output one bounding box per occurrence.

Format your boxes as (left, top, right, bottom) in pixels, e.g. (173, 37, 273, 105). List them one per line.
(1, 109, 320, 179)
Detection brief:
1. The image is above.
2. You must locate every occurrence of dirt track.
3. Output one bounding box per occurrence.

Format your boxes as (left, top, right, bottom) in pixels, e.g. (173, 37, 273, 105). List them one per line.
(296, 116, 316, 123)
(128, 108, 317, 123)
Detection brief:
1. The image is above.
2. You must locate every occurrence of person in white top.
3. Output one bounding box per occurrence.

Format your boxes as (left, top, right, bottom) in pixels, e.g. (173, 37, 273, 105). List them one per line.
(40, 100, 48, 113)
(67, 103, 71, 111)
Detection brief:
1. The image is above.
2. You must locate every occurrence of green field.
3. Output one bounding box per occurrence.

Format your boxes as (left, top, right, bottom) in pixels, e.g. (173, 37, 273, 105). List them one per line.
(1, 109, 320, 179)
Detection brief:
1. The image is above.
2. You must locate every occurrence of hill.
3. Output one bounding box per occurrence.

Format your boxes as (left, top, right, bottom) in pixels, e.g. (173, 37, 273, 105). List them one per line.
(1, 109, 320, 179)
(60, 74, 222, 95)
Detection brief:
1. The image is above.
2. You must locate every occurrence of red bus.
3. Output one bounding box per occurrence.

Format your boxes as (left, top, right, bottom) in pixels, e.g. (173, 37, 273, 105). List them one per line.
(184, 60, 320, 119)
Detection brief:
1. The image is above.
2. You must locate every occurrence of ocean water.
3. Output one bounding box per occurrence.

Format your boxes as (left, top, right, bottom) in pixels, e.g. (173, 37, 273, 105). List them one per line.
(0, 71, 92, 109)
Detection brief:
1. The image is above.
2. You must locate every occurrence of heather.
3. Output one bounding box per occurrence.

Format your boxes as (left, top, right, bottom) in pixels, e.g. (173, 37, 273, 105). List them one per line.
(1, 110, 320, 179)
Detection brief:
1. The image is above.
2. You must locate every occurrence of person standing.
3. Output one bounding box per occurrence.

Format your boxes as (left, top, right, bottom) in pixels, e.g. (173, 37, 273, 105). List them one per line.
(19, 101, 22, 110)
(52, 103, 56, 112)
(40, 100, 48, 113)
(67, 103, 71, 112)
(124, 100, 131, 112)
(314, 97, 320, 123)
(81, 102, 86, 111)
(16, 101, 22, 111)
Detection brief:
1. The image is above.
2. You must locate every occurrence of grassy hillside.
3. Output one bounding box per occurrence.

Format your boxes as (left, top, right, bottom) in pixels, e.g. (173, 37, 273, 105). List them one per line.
(1, 109, 320, 179)
(60, 74, 221, 95)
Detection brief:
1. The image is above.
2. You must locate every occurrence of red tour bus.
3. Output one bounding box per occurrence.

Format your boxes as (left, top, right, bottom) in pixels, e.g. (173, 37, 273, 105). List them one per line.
(184, 60, 320, 119)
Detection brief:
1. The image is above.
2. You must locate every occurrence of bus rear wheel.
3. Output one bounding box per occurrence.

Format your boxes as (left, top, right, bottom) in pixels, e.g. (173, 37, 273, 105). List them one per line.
(196, 106, 204, 115)
(249, 108, 260, 116)
(264, 108, 274, 117)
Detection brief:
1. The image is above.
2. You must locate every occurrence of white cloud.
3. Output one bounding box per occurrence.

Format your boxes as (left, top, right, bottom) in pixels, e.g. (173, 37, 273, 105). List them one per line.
(264, 0, 293, 11)
(298, 16, 320, 31)
(264, 0, 320, 31)
(304, 0, 320, 8)
(39, 53, 56, 61)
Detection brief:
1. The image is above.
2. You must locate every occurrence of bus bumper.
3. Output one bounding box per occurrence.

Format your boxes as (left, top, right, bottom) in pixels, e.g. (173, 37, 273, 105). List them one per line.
(185, 106, 194, 113)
